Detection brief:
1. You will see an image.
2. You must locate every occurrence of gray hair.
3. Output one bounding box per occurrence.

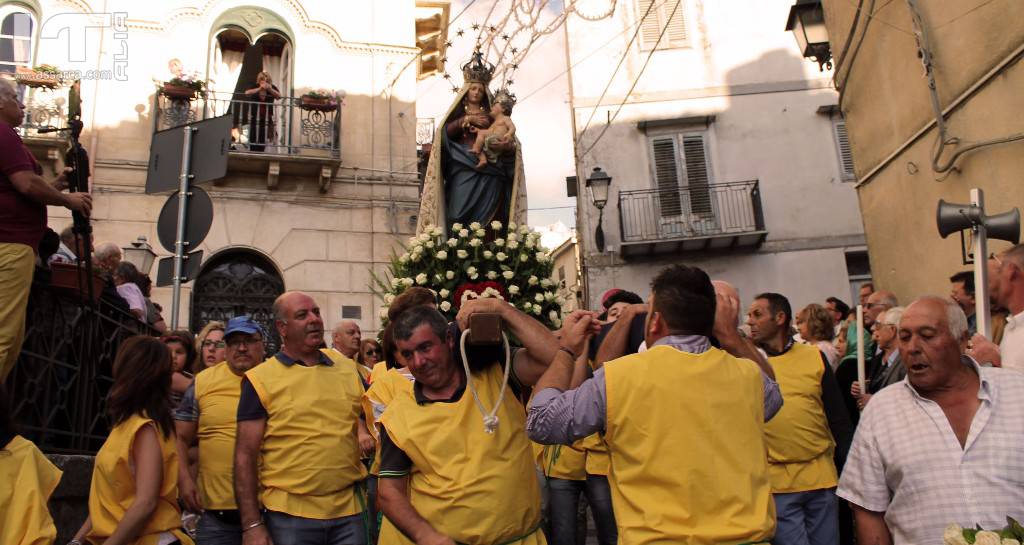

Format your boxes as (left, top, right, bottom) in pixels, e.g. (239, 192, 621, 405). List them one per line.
(392, 305, 448, 343)
(901, 296, 968, 340)
(879, 306, 905, 326)
(94, 242, 121, 261)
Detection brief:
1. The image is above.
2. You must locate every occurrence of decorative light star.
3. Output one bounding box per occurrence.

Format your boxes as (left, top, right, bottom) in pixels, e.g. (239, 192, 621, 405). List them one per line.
(489, 26, 497, 32)
(506, 79, 514, 86)
(452, 86, 460, 93)
(456, 29, 464, 37)
(510, 47, 518, 54)
(443, 73, 451, 79)
(471, 23, 480, 30)
(511, 63, 519, 70)
(501, 34, 509, 41)
(444, 41, 452, 48)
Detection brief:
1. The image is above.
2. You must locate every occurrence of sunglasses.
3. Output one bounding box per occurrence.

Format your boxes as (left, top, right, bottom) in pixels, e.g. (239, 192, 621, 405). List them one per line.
(365, 348, 381, 356)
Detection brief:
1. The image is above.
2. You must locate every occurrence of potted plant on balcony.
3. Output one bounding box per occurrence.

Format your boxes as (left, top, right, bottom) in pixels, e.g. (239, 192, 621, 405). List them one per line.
(161, 72, 206, 100)
(299, 89, 338, 112)
(16, 65, 62, 89)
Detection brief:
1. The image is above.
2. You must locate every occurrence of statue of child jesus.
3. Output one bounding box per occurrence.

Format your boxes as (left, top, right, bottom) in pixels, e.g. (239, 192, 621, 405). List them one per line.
(470, 99, 516, 170)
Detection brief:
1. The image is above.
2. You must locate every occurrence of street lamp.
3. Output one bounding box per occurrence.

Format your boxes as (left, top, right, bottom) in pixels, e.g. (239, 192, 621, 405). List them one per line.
(785, 0, 832, 71)
(123, 235, 157, 276)
(586, 167, 612, 252)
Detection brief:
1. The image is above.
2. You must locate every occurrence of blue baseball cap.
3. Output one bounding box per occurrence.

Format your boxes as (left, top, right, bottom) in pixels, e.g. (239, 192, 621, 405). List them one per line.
(224, 316, 264, 338)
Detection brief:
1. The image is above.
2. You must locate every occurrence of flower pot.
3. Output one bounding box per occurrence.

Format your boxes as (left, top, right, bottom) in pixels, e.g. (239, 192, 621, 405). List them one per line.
(299, 96, 338, 112)
(162, 83, 196, 100)
(50, 262, 106, 304)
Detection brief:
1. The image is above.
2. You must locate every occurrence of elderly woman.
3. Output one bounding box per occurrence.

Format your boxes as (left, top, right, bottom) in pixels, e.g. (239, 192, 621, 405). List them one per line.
(851, 306, 905, 410)
(796, 303, 839, 369)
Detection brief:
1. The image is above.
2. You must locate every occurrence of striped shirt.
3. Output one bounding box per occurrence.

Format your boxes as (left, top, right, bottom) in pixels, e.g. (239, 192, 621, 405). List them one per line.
(837, 357, 1024, 545)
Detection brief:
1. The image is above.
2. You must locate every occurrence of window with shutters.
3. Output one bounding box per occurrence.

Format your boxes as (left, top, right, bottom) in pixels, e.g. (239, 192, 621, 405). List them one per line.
(832, 115, 856, 181)
(0, 7, 36, 75)
(648, 131, 714, 218)
(636, 0, 689, 51)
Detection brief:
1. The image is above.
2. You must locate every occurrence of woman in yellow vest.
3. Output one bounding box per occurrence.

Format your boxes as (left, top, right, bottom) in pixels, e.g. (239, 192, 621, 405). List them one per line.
(69, 335, 194, 545)
(0, 384, 63, 545)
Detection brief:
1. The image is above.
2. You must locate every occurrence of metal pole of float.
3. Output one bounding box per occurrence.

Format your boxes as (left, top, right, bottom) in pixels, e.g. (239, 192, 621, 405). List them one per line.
(972, 188, 991, 339)
(170, 126, 194, 330)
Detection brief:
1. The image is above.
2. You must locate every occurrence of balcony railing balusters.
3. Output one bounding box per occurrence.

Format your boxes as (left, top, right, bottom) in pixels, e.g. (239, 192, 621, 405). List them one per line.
(618, 180, 764, 243)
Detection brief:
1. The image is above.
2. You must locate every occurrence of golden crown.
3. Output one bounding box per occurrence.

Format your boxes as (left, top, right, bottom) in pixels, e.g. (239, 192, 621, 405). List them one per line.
(493, 88, 517, 114)
(461, 49, 495, 85)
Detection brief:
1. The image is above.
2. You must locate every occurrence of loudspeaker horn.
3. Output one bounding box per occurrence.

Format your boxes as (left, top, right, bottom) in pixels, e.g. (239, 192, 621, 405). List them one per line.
(936, 200, 980, 239)
(984, 209, 1021, 244)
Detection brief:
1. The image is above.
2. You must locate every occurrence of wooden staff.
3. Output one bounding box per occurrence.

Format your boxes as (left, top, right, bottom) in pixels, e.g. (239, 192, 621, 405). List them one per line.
(857, 304, 866, 394)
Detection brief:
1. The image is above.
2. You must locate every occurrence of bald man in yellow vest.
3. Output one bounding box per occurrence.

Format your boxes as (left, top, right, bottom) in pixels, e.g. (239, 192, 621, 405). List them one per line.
(747, 292, 853, 545)
(528, 264, 784, 545)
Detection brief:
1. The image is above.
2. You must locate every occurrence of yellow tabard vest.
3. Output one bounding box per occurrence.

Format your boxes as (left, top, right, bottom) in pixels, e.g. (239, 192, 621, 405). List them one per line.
(245, 350, 367, 519)
(0, 435, 62, 545)
(194, 361, 245, 510)
(529, 390, 586, 481)
(363, 362, 415, 475)
(764, 343, 838, 493)
(378, 364, 545, 545)
(86, 415, 193, 545)
(605, 346, 776, 545)
(325, 347, 371, 384)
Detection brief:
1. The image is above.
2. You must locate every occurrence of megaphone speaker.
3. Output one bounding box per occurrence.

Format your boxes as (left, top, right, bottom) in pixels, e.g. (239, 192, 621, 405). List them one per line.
(984, 208, 1021, 244)
(936, 200, 980, 239)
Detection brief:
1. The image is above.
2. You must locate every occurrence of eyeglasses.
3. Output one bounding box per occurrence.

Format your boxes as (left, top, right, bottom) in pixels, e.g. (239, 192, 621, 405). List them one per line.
(202, 340, 226, 349)
(990, 252, 1004, 267)
(226, 337, 263, 348)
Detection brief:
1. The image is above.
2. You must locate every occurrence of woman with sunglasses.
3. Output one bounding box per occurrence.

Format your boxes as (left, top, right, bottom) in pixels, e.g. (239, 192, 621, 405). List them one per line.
(69, 335, 194, 545)
(194, 321, 226, 371)
(358, 339, 382, 369)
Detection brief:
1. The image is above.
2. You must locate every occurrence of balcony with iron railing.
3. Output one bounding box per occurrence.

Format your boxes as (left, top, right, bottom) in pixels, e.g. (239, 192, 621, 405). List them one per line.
(617, 180, 768, 257)
(153, 89, 343, 190)
(14, 86, 71, 167)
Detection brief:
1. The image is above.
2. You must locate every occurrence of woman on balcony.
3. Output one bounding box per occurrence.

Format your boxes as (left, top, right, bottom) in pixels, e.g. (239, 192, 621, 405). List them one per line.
(69, 335, 194, 545)
(243, 71, 280, 152)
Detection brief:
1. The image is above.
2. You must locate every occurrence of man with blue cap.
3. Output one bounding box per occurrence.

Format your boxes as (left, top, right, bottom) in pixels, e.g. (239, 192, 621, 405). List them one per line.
(174, 316, 266, 545)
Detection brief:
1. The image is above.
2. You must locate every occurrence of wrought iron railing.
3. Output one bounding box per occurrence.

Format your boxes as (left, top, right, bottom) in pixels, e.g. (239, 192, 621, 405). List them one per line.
(417, 117, 436, 147)
(153, 90, 342, 157)
(15, 87, 69, 138)
(8, 276, 157, 455)
(618, 180, 766, 243)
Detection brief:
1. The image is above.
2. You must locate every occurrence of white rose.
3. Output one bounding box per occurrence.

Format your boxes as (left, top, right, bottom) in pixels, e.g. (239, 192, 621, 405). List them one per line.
(415, 273, 428, 285)
(440, 301, 452, 312)
(536, 252, 546, 261)
(553, 317, 562, 328)
(470, 222, 482, 230)
(519, 225, 530, 235)
(410, 252, 421, 262)
(491, 220, 502, 230)
(549, 310, 559, 322)
(469, 270, 479, 280)
(452, 223, 463, 231)
(541, 278, 552, 288)
(425, 240, 434, 248)
(430, 226, 443, 237)
(508, 285, 520, 295)
(434, 273, 443, 283)
(457, 250, 469, 259)
(391, 278, 402, 288)
(507, 240, 519, 250)
(402, 277, 414, 287)
(1002, 539, 1021, 545)
(528, 276, 539, 286)
(379, 308, 388, 319)
(520, 253, 529, 262)
(507, 233, 518, 242)
(447, 238, 459, 247)
(502, 270, 514, 279)
(475, 229, 486, 237)
(535, 293, 544, 302)
(439, 289, 450, 298)
(459, 229, 469, 238)
(469, 238, 483, 247)
(531, 304, 542, 315)
(493, 238, 505, 247)
(436, 250, 448, 259)
(446, 270, 455, 280)
(408, 236, 419, 246)
(399, 254, 409, 264)
(486, 271, 498, 280)
(496, 252, 508, 262)
(975, 532, 1002, 545)
(525, 239, 535, 249)
(508, 222, 518, 230)
(467, 266, 477, 275)
(418, 233, 430, 242)
(483, 250, 494, 259)
(944, 526, 965, 545)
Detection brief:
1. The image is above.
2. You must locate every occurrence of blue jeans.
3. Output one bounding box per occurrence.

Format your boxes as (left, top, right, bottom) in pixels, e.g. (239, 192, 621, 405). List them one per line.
(547, 478, 584, 545)
(365, 476, 379, 545)
(584, 475, 617, 545)
(265, 510, 367, 545)
(196, 512, 242, 545)
(772, 488, 839, 545)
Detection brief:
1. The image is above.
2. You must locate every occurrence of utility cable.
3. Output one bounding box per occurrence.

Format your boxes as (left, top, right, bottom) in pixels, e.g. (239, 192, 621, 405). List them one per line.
(579, 0, 682, 160)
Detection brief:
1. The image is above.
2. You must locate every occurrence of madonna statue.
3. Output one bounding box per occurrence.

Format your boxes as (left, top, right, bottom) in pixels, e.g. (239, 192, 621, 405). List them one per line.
(417, 52, 527, 234)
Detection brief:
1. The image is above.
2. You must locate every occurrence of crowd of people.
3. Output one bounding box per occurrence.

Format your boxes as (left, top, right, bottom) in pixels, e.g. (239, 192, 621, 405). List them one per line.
(4, 250, 1024, 545)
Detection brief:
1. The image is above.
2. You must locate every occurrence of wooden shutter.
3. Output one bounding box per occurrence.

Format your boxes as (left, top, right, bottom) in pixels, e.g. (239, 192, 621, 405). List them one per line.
(834, 118, 855, 180)
(638, 0, 688, 50)
(681, 134, 712, 215)
(650, 136, 683, 217)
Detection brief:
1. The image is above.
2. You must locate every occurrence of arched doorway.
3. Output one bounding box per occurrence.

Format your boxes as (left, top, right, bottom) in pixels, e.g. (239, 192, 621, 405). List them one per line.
(191, 249, 284, 354)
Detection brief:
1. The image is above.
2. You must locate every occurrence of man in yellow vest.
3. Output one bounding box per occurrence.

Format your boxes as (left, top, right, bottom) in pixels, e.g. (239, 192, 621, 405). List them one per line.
(174, 315, 266, 545)
(747, 292, 853, 545)
(234, 291, 368, 545)
(376, 298, 564, 545)
(528, 264, 783, 545)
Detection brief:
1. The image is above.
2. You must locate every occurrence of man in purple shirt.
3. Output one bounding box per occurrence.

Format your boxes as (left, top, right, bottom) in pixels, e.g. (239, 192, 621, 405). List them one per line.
(0, 79, 92, 382)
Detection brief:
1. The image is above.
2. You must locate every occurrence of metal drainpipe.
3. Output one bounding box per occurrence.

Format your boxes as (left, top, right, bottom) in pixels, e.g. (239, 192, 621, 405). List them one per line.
(563, 17, 589, 308)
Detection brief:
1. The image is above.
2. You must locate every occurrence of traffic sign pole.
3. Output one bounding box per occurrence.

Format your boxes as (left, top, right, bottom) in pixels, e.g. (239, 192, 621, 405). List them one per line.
(170, 126, 194, 330)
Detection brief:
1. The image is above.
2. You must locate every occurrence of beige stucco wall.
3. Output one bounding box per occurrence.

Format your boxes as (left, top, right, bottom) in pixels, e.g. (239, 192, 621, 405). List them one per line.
(822, 0, 1024, 300)
(18, 0, 429, 333)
